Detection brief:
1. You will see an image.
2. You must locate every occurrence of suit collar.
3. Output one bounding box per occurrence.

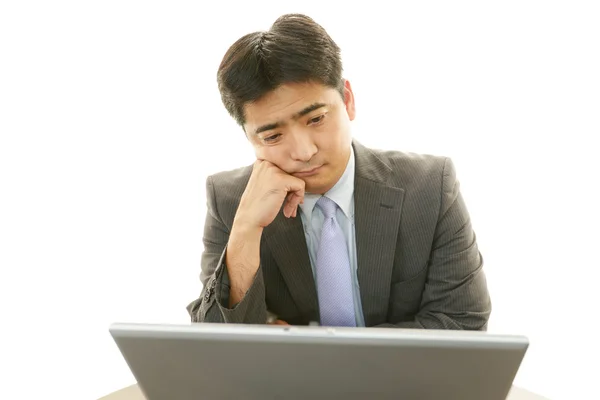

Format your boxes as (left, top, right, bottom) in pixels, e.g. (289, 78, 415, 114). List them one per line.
(352, 139, 393, 185)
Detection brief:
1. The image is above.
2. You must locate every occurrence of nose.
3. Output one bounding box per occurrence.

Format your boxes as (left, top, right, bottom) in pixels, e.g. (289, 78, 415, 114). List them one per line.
(289, 131, 317, 164)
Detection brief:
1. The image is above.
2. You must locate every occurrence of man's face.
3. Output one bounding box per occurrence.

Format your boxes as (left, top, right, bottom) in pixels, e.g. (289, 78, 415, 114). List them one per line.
(243, 80, 356, 194)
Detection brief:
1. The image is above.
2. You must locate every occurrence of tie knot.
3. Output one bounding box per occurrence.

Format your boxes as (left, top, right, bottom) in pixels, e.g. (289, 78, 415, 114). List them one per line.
(316, 196, 338, 219)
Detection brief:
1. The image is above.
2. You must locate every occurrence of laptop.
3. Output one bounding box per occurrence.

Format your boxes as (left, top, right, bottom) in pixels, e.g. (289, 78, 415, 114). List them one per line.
(109, 322, 528, 400)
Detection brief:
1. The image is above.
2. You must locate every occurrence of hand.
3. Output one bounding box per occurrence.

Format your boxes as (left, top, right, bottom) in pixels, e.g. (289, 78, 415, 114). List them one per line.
(268, 319, 290, 326)
(234, 160, 306, 229)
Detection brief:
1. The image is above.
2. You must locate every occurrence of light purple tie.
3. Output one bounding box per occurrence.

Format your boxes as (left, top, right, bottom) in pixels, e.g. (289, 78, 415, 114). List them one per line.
(315, 196, 356, 327)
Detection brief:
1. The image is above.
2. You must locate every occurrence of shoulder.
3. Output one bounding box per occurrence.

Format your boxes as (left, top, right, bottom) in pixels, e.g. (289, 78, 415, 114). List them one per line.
(359, 143, 455, 188)
(358, 143, 462, 218)
(203, 164, 252, 222)
(206, 164, 253, 194)
(373, 147, 448, 171)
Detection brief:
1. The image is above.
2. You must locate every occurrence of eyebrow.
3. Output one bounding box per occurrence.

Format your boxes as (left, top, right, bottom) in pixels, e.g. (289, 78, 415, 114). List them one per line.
(254, 102, 327, 135)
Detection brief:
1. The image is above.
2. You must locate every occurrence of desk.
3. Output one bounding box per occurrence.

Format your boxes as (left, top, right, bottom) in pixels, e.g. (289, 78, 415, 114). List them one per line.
(99, 384, 549, 400)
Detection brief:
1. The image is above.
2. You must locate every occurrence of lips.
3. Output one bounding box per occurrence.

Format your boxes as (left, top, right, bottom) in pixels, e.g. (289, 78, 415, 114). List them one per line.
(293, 165, 323, 177)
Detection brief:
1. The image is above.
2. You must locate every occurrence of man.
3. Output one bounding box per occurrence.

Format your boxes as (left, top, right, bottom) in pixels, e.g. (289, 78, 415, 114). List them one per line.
(186, 13, 491, 329)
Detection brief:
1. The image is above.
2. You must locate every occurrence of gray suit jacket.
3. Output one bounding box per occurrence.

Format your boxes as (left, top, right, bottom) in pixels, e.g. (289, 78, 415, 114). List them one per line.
(187, 140, 491, 329)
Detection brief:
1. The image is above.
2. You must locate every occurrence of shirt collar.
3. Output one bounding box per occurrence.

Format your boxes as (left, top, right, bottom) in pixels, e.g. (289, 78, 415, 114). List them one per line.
(300, 145, 355, 220)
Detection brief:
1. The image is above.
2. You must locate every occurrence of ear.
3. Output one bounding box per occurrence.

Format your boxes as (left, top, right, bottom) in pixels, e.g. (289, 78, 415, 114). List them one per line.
(342, 79, 356, 121)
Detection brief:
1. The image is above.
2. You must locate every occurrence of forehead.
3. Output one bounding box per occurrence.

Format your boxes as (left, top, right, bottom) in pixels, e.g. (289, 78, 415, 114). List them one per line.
(244, 82, 339, 129)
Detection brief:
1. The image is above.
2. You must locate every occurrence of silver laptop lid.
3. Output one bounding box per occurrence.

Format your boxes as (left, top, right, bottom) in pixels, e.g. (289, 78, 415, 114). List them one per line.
(110, 322, 529, 400)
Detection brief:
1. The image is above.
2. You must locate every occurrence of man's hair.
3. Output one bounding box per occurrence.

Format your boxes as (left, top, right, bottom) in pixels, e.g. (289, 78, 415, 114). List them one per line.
(217, 14, 344, 127)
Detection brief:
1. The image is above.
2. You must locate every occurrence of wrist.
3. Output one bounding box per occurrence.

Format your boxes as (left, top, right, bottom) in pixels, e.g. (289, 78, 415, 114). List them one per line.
(231, 217, 264, 238)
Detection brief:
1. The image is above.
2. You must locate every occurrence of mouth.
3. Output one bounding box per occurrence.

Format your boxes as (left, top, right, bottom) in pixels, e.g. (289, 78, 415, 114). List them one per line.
(293, 165, 323, 177)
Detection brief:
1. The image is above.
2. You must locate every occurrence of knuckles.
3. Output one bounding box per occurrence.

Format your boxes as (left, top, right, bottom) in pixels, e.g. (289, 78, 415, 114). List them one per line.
(251, 161, 305, 191)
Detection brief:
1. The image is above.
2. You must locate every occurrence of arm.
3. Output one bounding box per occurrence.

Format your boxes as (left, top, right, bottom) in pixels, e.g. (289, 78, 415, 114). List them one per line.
(377, 158, 491, 330)
(186, 175, 267, 324)
(187, 160, 305, 324)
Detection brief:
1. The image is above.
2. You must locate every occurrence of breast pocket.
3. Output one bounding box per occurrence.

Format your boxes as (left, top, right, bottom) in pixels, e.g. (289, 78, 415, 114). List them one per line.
(388, 266, 428, 323)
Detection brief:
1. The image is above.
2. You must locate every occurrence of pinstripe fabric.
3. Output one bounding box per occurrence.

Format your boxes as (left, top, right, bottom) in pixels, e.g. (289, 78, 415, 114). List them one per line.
(186, 140, 491, 329)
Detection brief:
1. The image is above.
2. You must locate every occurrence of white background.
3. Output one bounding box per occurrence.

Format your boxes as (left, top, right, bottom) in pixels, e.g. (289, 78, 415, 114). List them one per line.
(1, 1, 599, 399)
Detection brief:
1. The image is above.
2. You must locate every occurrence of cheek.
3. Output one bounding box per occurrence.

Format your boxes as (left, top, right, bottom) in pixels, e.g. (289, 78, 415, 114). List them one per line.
(252, 142, 274, 159)
(254, 147, 290, 168)
(319, 127, 347, 152)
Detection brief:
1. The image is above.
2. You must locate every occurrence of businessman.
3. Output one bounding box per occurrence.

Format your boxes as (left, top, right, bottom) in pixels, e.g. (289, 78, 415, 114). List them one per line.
(186, 13, 491, 329)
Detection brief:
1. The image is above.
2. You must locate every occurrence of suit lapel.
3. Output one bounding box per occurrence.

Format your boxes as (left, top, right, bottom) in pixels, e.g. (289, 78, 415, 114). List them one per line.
(264, 212, 320, 323)
(353, 141, 405, 326)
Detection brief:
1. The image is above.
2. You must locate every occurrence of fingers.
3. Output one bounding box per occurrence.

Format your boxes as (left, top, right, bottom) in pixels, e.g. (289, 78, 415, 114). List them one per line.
(283, 188, 304, 218)
(283, 196, 299, 218)
(268, 319, 290, 325)
(283, 192, 295, 218)
(282, 175, 305, 218)
(254, 160, 305, 219)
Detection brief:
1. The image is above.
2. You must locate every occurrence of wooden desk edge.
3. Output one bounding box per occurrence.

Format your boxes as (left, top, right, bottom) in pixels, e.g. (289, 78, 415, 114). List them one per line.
(99, 383, 550, 400)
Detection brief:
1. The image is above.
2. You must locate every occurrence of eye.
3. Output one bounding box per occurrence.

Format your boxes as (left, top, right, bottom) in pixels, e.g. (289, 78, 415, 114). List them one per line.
(263, 133, 282, 143)
(309, 115, 325, 125)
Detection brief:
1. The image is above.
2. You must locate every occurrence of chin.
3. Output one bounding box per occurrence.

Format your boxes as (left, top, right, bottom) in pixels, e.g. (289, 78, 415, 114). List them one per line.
(304, 178, 332, 195)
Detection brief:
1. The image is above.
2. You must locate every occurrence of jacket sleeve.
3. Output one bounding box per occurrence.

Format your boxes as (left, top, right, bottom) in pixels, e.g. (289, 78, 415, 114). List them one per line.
(376, 158, 492, 330)
(186, 175, 267, 324)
